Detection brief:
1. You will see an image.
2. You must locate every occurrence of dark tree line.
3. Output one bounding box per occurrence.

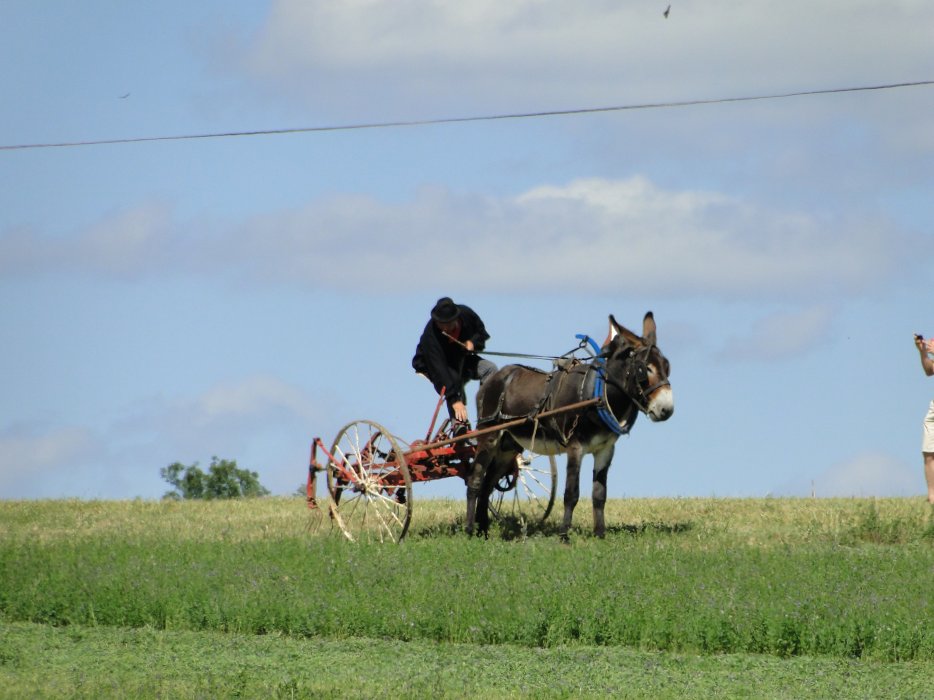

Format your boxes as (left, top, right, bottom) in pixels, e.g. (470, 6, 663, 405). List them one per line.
(160, 457, 270, 500)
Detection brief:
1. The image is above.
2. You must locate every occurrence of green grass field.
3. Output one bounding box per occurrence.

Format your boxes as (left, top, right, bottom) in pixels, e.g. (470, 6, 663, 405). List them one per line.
(1, 497, 933, 698)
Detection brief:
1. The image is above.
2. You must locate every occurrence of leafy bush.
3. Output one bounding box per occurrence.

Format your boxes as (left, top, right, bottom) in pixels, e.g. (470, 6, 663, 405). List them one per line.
(160, 457, 270, 500)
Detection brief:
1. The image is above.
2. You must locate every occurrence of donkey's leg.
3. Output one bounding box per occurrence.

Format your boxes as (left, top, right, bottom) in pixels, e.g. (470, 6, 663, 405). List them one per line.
(591, 444, 615, 538)
(476, 457, 497, 538)
(466, 435, 497, 536)
(560, 442, 584, 540)
(465, 459, 484, 536)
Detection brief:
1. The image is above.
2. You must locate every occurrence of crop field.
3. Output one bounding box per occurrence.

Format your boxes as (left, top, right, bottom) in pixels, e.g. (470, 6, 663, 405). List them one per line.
(1, 496, 933, 698)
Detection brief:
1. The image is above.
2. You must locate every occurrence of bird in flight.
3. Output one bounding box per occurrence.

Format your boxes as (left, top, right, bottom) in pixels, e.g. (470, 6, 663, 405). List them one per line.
(663, 5, 671, 18)
(119, 93, 130, 99)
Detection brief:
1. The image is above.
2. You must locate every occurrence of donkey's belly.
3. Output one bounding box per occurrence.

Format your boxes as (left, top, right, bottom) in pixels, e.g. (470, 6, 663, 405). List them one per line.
(510, 434, 565, 456)
(510, 430, 618, 457)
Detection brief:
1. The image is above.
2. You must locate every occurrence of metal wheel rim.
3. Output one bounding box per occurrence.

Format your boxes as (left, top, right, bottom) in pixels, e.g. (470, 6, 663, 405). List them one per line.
(326, 420, 412, 543)
(489, 452, 557, 525)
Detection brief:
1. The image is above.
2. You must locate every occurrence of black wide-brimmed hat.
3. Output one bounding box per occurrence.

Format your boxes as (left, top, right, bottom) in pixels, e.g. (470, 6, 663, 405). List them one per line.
(430, 297, 460, 324)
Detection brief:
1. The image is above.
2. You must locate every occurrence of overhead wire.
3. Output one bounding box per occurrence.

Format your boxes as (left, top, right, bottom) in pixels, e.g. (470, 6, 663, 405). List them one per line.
(1, 79, 932, 152)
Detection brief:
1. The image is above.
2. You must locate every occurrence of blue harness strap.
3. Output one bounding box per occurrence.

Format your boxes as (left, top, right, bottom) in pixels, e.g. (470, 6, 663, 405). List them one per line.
(575, 333, 601, 356)
(575, 333, 631, 437)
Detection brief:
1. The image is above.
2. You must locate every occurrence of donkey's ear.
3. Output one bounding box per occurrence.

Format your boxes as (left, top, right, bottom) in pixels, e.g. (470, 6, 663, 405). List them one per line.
(642, 311, 657, 345)
(604, 314, 620, 346)
(608, 314, 642, 347)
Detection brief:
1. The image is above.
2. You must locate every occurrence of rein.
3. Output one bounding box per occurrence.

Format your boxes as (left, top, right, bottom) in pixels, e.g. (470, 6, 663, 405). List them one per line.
(445, 331, 596, 363)
(479, 350, 568, 361)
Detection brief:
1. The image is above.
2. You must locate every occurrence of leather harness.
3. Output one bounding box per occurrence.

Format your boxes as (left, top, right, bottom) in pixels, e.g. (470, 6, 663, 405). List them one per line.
(478, 344, 661, 445)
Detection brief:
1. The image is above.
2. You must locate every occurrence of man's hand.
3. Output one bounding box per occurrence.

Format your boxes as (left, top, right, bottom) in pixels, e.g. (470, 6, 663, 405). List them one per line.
(916, 334, 934, 376)
(452, 400, 469, 422)
(441, 331, 475, 353)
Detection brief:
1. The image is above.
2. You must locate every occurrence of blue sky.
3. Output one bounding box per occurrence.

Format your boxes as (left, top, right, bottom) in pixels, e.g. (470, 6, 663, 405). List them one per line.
(2, 1, 933, 502)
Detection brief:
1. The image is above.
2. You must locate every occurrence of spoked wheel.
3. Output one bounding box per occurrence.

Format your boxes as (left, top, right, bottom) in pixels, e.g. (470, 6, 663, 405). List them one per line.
(489, 451, 558, 526)
(325, 420, 412, 543)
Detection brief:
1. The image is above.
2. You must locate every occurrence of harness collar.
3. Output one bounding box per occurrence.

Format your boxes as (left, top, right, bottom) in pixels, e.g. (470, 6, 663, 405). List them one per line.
(579, 334, 670, 435)
(579, 335, 631, 436)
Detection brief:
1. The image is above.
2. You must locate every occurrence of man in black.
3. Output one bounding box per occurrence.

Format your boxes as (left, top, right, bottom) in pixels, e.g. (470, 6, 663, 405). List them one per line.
(412, 297, 496, 425)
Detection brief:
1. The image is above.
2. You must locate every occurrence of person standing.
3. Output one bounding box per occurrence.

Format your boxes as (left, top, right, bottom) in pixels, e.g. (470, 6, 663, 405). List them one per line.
(914, 333, 934, 503)
(412, 297, 496, 425)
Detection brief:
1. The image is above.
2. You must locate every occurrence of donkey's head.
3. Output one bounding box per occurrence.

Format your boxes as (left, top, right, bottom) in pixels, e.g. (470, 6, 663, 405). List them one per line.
(602, 312, 674, 422)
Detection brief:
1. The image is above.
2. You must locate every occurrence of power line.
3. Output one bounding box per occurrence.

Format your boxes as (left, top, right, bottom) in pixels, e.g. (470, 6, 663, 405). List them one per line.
(2, 80, 932, 152)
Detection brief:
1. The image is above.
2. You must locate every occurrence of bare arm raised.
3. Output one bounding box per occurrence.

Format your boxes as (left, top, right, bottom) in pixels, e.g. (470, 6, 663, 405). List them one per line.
(915, 334, 934, 376)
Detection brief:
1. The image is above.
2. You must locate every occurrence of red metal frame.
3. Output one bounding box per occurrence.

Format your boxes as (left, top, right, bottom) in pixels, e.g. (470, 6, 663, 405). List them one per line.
(307, 390, 600, 510)
(307, 392, 476, 509)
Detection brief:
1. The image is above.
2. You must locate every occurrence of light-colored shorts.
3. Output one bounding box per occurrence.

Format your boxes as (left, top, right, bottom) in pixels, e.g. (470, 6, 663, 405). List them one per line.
(923, 401, 934, 453)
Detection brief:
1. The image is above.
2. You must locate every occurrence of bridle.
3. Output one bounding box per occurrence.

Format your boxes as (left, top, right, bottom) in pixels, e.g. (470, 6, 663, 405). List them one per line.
(601, 342, 670, 416)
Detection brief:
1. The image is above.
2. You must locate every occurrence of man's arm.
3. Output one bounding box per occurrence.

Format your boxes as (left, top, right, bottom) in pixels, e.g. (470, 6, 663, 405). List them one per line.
(915, 335, 934, 376)
(460, 306, 490, 353)
(419, 329, 466, 402)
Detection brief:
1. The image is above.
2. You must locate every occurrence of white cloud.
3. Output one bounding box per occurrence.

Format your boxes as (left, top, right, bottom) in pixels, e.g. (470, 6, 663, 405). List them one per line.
(0, 202, 174, 278)
(718, 305, 836, 362)
(0, 176, 917, 301)
(0, 376, 327, 499)
(187, 375, 320, 428)
(79, 203, 174, 277)
(218, 177, 911, 299)
(0, 424, 97, 474)
(113, 375, 330, 496)
(0, 424, 101, 497)
(115, 375, 322, 455)
(240, 0, 934, 124)
(780, 452, 922, 498)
